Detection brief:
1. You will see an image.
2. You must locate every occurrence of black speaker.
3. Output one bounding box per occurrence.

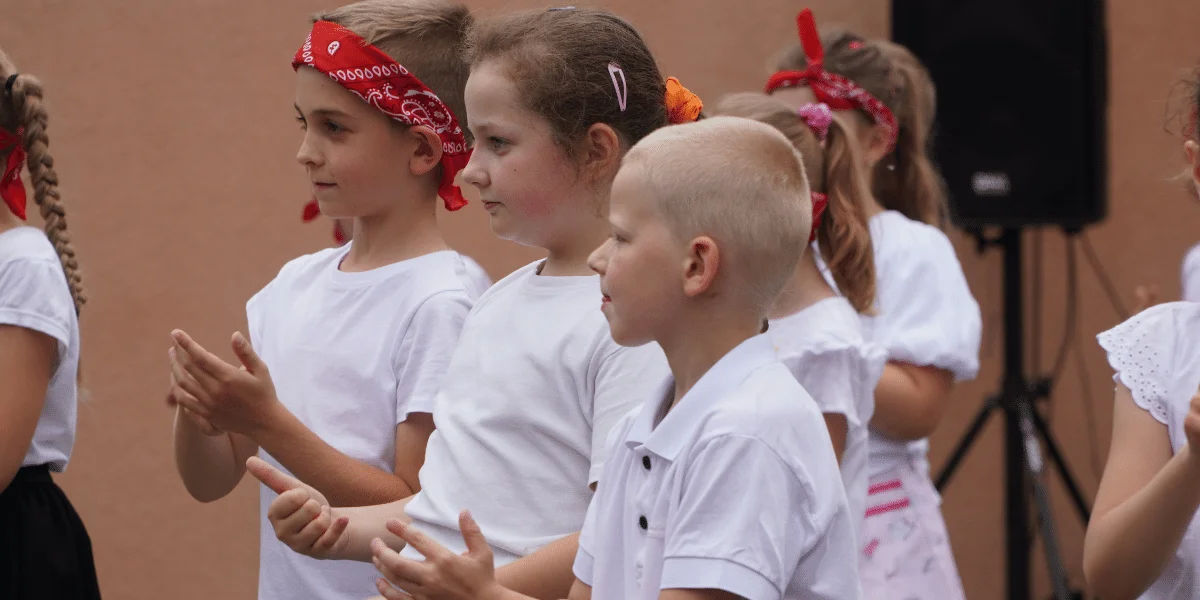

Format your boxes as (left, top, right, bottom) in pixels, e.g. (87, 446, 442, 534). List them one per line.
(891, 0, 1108, 229)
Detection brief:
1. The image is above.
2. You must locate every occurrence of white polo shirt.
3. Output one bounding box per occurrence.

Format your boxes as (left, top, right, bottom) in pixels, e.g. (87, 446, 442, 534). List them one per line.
(574, 335, 862, 600)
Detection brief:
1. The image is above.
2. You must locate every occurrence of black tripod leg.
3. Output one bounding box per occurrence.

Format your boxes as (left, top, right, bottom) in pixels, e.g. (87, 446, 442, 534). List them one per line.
(1029, 407, 1092, 522)
(935, 396, 999, 491)
(1018, 403, 1073, 600)
(1006, 399, 1031, 600)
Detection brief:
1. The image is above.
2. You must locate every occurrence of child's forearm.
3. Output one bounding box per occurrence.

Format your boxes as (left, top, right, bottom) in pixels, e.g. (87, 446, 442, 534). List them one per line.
(173, 406, 255, 502)
(333, 498, 414, 562)
(252, 406, 415, 507)
(1083, 445, 1200, 599)
(496, 532, 581, 600)
(870, 361, 953, 441)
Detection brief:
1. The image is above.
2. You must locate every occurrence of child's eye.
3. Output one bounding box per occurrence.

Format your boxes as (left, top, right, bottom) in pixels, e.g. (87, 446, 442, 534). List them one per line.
(323, 120, 344, 134)
(295, 116, 307, 130)
(488, 136, 508, 150)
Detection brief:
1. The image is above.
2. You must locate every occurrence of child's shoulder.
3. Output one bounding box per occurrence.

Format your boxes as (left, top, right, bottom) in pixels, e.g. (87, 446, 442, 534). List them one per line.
(702, 362, 826, 440)
(771, 297, 864, 357)
(871, 210, 959, 264)
(0, 226, 59, 267)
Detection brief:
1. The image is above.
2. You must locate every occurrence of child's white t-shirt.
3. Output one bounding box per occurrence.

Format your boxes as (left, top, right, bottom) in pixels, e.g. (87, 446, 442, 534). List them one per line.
(854, 211, 981, 477)
(401, 261, 670, 565)
(247, 244, 484, 600)
(0, 227, 80, 472)
(1181, 243, 1200, 302)
(575, 335, 861, 600)
(770, 296, 886, 537)
(1098, 301, 1200, 600)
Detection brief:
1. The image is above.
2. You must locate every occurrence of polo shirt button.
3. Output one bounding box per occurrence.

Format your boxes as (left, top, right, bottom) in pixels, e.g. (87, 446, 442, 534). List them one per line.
(642, 456, 651, 470)
(639, 515, 648, 530)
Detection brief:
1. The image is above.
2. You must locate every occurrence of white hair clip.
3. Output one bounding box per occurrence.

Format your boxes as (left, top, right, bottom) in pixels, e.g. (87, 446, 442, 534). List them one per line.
(608, 63, 628, 112)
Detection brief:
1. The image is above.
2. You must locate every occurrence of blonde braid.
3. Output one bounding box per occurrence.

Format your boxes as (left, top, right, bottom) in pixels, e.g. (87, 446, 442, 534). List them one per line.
(7, 74, 85, 313)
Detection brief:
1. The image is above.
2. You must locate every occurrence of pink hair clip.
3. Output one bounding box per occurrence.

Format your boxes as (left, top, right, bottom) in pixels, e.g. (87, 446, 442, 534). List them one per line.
(848, 41, 864, 50)
(797, 102, 833, 140)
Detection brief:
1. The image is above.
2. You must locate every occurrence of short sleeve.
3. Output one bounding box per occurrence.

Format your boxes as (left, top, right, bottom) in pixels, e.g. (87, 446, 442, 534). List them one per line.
(393, 290, 473, 420)
(573, 490, 602, 586)
(873, 233, 981, 381)
(1097, 304, 1178, 426)
(588, 344, 668, 484)
(0, 257, 73, 350)
(1182, 244, 1200, 303)
(661, 435, 816, 600)
(780, 347, 862, 425)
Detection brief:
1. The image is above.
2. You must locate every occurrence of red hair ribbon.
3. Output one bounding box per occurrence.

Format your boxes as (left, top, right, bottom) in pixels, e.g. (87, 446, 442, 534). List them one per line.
(665, 77, 704, 124)
(0, 127, 25, 220)
(809, 192, 828, 244)
(765, 9, 898, 152)
(294, 21, 472, 237)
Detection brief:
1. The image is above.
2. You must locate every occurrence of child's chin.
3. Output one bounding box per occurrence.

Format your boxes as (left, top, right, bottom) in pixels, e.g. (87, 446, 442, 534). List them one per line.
(609, 325, 651, 348)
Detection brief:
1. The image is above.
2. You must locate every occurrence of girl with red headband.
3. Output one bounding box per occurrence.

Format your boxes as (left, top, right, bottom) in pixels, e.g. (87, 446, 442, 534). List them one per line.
(246, 7, 705, 599)
(164, 2, 492, 599)
(0, 49, 99, 598)
(713, 91, 885, 551)
(1085, 77, 1200, 600)
(766, 10, 980, 600)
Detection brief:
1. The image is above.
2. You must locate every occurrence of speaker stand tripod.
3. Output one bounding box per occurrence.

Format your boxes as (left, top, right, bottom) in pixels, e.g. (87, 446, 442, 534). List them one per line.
(934, 229, 1091, 600)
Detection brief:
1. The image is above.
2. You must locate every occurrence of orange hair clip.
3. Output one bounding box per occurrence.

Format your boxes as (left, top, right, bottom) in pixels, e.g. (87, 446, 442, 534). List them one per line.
(665, 77, 703, 124)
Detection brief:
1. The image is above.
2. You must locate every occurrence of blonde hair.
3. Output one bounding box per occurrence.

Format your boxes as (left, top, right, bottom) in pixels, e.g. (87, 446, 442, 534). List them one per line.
(624, 117, 812, 314)
(712, 92, 876, 314)
(314, 0, 473, 141)
(773, 30, 948, 227)
(0, 50, 85, 314)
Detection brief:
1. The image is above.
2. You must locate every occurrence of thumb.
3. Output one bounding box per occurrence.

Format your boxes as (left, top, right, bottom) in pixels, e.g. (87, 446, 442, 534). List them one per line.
(246, 456, 301, 495)
(458, 510, 491, 558)
(231, 332, 266, 374)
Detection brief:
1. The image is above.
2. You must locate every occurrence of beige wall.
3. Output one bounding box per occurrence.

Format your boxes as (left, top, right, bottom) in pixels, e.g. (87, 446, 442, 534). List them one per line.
(3, 1, 1198, 598)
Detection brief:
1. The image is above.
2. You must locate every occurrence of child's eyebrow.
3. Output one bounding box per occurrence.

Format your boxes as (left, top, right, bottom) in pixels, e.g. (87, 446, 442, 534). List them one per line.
(294, 104, 353, 120)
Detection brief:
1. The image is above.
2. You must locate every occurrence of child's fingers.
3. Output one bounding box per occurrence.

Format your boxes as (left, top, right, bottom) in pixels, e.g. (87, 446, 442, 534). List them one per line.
(168, 350, 212, 410)
(173, 329, 238, 383)
(314, 515, 350, 553)
(371, 540, 428, 595)
(246, 456, 303, 496)
(375, 578, 416, 600)
(170, 342, 222, 394)
(295, 505, 335, 548)
(267, 488, 313, 522)
(386, 519, 445, 562)
(181, 407, 222, 436)
(374, 579, 414, 600)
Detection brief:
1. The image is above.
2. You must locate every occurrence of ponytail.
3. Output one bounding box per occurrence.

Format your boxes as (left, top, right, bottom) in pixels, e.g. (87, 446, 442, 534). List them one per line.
(871, 41, 948, 227)
(818, 116, 876, 313)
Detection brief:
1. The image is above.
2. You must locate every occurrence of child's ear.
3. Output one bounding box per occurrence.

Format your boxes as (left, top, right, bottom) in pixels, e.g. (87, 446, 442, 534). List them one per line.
(1186, 140, 1200, 192)
(581, 123, 622, 183)
(409, 126, 444, 177)
(682, 236, 720, 298)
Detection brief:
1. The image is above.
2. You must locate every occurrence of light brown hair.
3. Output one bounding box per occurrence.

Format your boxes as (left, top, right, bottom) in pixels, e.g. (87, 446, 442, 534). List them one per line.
(314, 0, 473, 141)
(0, 50, 85, 314)
(773, 30, 948, 227)
(713, 93, 876, 314)
(624, 117, 812, 316)
(465, 7, 668, 160)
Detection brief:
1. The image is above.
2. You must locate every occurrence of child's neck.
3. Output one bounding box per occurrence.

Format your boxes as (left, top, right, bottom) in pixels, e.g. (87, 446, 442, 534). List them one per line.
(659, 307, 764, 410)
(340, 201, 447, 272)
(769, 254, 837, 320)
(537, 213, 610, 277)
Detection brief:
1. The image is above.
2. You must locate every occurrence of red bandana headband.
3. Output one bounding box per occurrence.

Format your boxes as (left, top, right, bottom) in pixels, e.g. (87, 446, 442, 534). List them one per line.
(0, 127, 25, 220)
(765, 9, 898, 153)
(295, 21, 471, 239)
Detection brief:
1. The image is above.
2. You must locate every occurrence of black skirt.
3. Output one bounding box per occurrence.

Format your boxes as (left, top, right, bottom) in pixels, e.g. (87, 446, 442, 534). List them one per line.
(0, 465, 102, 599)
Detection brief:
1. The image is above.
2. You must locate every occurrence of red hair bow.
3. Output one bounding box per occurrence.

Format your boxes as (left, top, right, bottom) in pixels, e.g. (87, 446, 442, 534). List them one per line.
(765, 9, 897, 152)
(0, 127, 25, 220)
